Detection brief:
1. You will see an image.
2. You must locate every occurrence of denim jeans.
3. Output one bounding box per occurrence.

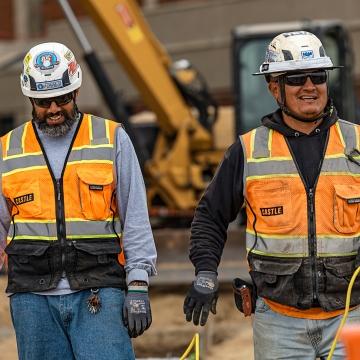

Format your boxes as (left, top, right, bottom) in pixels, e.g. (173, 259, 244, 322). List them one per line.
(10, 288, 135, 360)
(253, 297, 360, 360)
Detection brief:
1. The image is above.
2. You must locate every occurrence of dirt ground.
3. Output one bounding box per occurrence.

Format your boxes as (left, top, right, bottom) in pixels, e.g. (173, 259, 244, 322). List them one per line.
(0, 278, 254, 359)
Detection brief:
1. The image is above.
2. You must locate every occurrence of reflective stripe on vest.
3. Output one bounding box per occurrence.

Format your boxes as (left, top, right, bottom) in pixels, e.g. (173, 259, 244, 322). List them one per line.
(240, 119, 360, 258)
(1, 114, 123, 262)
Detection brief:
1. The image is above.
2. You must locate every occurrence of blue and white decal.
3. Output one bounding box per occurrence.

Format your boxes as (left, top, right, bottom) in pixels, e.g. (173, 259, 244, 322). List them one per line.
(301, 50, 314, 59)
(34, 51, 60, 73)
(36, 79, 63, 91)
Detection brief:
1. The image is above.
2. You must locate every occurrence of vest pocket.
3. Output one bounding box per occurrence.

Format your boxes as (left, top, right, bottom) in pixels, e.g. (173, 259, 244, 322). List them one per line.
(71, 239, 124, 288)
(333, 184, 360, 234)
(249, 256, 302, 306)
(72, 239, 122, 273)
(5, 240, 52, 290)
(5, 179, 42, 218)
(323, 256, 360, 309)
(77, 168, 114, 220)
(251, 183, 293, 232)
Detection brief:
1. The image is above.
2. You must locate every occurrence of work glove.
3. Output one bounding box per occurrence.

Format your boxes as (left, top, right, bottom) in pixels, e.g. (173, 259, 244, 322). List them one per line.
(123, 284, 152, 338)
(183, 271, 219, 326)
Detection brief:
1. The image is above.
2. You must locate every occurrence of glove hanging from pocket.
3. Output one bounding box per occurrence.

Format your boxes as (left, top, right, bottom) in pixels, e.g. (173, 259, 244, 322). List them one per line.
(232, 277, 256, 316)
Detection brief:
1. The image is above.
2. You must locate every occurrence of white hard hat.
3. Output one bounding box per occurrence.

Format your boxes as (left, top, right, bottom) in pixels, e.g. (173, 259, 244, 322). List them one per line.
(253, 31, 340, 76)
(20, 42, 82, 98)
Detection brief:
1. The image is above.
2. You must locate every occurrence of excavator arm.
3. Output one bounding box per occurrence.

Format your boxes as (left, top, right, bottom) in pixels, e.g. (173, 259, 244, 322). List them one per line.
(75, 0, 224, 212)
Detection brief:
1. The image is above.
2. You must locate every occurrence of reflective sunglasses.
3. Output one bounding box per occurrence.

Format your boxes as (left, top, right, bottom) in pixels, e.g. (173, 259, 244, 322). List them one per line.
(284, 70, 327, 86)
(32, 92, 74, 108)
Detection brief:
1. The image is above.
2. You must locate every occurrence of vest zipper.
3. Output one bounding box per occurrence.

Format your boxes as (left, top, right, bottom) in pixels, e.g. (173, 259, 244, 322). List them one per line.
(31, 115, 83, 278)
(56, 179, 66, 269)
(308, 188, 317, 300)
(285, 130, 329, 305)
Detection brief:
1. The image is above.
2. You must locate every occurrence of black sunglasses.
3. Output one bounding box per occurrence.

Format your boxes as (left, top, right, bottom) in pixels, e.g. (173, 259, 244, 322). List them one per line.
(32, 92, 74, 108)
(284, 70, 327, 86)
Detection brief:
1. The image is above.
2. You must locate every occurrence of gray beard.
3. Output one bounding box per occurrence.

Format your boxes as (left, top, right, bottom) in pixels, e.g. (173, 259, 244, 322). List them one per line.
(32, 106, 78, 137)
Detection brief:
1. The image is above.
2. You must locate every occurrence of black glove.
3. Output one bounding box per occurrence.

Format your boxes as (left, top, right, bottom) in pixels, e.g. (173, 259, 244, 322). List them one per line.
(123, 284, 152, 338)
(183, 271, 219, 326)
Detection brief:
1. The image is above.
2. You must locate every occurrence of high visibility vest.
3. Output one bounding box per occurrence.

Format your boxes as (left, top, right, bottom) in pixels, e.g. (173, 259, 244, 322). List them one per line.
(1, 114, 126, 292)
(240, 119, 360, 311)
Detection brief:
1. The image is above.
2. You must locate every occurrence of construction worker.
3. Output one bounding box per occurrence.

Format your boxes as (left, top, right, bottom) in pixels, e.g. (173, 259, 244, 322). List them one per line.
(0, 42, 157, 360)
(184, 31, 360, 359)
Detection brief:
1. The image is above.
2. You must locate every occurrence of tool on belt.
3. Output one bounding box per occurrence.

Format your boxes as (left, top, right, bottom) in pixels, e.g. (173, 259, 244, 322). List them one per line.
(232, 278, 256, 316)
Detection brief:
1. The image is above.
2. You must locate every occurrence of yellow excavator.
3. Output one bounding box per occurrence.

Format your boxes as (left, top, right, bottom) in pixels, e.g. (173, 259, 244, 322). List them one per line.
(58, 0, 358, 222)
(58, 0, 224, 221)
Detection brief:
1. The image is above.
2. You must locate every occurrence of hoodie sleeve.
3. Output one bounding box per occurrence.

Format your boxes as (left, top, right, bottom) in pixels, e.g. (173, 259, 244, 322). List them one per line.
(189, 138, 245, 274)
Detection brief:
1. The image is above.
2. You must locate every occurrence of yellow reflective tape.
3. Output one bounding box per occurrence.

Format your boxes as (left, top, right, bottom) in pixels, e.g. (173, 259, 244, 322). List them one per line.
(247, 156, 293, 163)
(2, 165, 48, 177)
(246, 248, 305, 257)
(249, 129, 256, 160)
(336, 122, 346, 147)
(3, 150, 43, 160)
(67, 160, 113, 166)
(5, 129, 12, 155)
(72, 144, 113, 151)
(12, 219, 56, 224)
(356, 126, 360, 150)
(13, 217, 119, 223)
(246, 229, 307, 239)
(11, 235, 58, 241)
(268, 129, 273, 157)
(66, 234, 121, 239)
(66, 217, 119, 222)
(105, 119, 110, 142)
(322, 172, 360, 177)
(324, 153, 347, 159)
(317, 232, 360, 239)
(89, 114, 93, 141)
(246, 173, 300, 181)
(22, 122, 29, 152)
(318, 252, 357, 257)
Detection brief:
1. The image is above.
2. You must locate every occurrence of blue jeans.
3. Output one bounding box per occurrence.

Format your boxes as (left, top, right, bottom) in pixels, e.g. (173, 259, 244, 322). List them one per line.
(10, 288, 135, 360)
(253, 297, 360, 360)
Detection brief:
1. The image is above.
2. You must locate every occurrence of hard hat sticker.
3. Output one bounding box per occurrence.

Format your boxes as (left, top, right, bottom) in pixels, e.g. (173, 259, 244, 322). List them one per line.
(64, 50, 74, 61)
(36, 79, 63, 91)
(301, 50, 314, 59)
(34, 51, 60, 74)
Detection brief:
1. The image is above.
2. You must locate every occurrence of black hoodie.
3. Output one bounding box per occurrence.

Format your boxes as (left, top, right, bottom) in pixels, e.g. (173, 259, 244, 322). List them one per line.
(189, 107, 339, 274)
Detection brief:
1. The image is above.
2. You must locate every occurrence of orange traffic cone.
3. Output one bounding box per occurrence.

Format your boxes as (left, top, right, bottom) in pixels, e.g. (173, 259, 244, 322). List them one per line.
(340, 324, 360, 359)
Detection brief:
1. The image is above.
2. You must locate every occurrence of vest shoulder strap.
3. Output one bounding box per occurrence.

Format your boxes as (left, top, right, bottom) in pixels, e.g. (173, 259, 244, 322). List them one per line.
(337, 119, 360, 154)
(5, 122, 29, 156)
(252, 126, 271, 159)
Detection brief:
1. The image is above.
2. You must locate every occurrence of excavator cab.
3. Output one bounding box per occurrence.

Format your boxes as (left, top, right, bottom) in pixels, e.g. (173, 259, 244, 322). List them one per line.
(232, 20, 358, 135)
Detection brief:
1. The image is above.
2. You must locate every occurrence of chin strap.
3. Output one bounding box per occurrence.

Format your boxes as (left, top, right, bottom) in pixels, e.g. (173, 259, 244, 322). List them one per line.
(278, 75, 332, 123)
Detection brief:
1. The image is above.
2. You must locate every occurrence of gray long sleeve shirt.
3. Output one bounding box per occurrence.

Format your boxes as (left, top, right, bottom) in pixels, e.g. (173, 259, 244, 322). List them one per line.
(0, 115, 157, 294)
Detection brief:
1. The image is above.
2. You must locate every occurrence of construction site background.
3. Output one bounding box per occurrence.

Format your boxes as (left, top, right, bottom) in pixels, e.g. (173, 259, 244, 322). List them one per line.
(0, 0, 360, 358)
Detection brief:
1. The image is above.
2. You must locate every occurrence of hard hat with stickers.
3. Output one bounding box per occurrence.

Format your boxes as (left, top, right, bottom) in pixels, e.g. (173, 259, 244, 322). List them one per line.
(20, 42, 82, 98)
(253, 31, 341, 76)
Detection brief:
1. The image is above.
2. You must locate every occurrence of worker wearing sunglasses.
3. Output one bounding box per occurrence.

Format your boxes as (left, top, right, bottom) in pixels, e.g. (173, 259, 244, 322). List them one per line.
(186, 31, 360, 360)
(0, 42, 156, 360)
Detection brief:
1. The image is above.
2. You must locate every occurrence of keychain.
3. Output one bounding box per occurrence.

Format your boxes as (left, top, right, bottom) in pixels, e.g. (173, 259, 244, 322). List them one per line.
(87, 288, 101, 314)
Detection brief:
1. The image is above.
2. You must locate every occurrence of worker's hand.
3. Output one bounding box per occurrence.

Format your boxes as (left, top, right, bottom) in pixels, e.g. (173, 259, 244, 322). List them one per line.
(183, 271, 219, 326)
(123, 283, 152, 338)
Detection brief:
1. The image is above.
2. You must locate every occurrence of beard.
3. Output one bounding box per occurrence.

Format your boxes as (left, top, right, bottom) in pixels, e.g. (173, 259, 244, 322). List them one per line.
(32, 104, 79, 137)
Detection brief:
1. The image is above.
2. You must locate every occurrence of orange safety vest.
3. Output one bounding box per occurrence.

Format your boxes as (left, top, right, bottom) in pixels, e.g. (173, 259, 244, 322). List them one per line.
(240, 119, 360, 316)
(2, 114, 126, 292)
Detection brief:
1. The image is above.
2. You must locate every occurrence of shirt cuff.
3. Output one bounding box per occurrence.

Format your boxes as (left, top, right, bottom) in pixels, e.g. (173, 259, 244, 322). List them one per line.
(127, 268, 149, 286)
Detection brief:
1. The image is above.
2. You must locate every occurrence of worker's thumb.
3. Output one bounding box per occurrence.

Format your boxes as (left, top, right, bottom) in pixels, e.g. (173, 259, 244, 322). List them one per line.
(210, 294, 218, 315)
